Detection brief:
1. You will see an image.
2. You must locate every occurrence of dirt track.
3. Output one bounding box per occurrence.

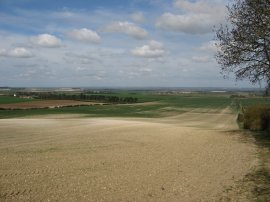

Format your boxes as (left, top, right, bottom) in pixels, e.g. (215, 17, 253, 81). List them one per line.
(0, 107, 257, 201)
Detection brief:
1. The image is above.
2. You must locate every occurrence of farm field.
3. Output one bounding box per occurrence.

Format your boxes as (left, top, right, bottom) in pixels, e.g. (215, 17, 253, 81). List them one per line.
(0, 92, 269, 119)
(0, 96, 35, 105)
(0, 100, 103, 110)
(0, 92, 269, 201)
(0, 93, 236, 118)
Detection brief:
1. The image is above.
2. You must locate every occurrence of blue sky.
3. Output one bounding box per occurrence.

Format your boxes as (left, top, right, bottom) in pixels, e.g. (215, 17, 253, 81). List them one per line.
(0, 0, 257, 88)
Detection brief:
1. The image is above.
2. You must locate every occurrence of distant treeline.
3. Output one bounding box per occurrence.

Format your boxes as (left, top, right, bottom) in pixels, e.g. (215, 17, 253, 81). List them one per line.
(14, 92, 138, 104)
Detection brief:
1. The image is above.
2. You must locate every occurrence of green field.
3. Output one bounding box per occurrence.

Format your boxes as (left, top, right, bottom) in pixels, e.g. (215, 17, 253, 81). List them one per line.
(0, 96, 35, 104)
(0, 92, 269, 119)
(234, 97, 270, 107)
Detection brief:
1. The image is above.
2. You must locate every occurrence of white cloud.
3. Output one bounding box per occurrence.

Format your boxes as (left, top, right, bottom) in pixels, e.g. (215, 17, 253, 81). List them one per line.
(174, 0, 225, 14)
(0, 47, 34, 58)
(104, 21, 148, 39)
(131, 12, 146, 23)
(68, 28, 101, 43)
(156, 13, 209, 34)
(30, 34, 62, 48)
(191, 56, 211, 63)
(156, 0, 226, 34)
(131, 40, 165, 58)
(64, 52, 102, 64)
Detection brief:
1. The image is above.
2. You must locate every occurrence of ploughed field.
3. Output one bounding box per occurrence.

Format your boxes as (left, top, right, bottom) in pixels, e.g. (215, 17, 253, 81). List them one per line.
(0, 100, 103, 110)
(0, 96, 258, 201)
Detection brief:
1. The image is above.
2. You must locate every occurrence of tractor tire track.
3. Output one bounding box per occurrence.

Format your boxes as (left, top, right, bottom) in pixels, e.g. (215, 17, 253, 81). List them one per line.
(0, 168, 62, 178)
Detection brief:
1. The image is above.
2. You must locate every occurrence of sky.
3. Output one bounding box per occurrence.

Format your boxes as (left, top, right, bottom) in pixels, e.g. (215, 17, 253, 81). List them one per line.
(0, 0, 259, 88)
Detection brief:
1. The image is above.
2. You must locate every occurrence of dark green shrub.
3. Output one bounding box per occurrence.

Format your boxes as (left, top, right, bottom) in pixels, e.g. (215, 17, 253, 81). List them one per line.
(243, 105, 270, 132)
(237, 113, 244, 122)
(261, 109, 270, 131)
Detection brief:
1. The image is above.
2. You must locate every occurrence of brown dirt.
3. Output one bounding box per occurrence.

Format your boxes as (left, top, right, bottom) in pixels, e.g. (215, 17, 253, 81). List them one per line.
(0, 107, 258, 201)
(0, 100, 103, 109)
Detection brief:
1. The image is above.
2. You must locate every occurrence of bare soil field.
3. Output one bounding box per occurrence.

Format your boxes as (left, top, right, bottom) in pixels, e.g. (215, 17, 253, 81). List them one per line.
(0, 100, 102, 109)
(0, 107, 258, 201)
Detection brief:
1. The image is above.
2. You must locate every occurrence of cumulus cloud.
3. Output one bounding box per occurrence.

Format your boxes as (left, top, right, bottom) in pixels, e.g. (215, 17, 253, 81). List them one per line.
(174, 0, 224, 14)
(131, 12, 146, 24)
(68, 28, 101, 43)
(156, 0, 226, 34)
(103, 21, 148, 39)
(30, 34, 62, 48)
(131, 40, 165, 58)
(0, 47, 34, 58)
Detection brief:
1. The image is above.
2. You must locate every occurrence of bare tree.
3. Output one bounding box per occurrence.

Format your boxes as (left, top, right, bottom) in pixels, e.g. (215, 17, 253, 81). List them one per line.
(215, 0, 270, 93)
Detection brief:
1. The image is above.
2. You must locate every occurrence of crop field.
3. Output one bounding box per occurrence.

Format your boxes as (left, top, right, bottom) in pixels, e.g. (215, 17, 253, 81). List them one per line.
(0, 91, 269, 201)
(235, 97, 270, 107)
(0, 93, 234, 118)
(0, 96, 35, 104)
(0, 100, 103, 110)
(0, 92, 269, 119)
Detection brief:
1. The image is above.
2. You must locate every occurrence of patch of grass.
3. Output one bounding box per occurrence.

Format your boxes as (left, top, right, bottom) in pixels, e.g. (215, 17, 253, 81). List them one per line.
(159, 94, 231, 108)
(243, 132, 270, 201)
(233, 97, 270, 109)
(225, 167, 270, 202)
(240, 97, 270, 107)
(0, 95, 35, 104)
(252, 132, 270, 148)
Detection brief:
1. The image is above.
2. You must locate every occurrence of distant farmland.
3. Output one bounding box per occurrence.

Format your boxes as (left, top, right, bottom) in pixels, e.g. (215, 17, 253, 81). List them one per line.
(0, 100, 103, 110)
(0, 91, 269, 119)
